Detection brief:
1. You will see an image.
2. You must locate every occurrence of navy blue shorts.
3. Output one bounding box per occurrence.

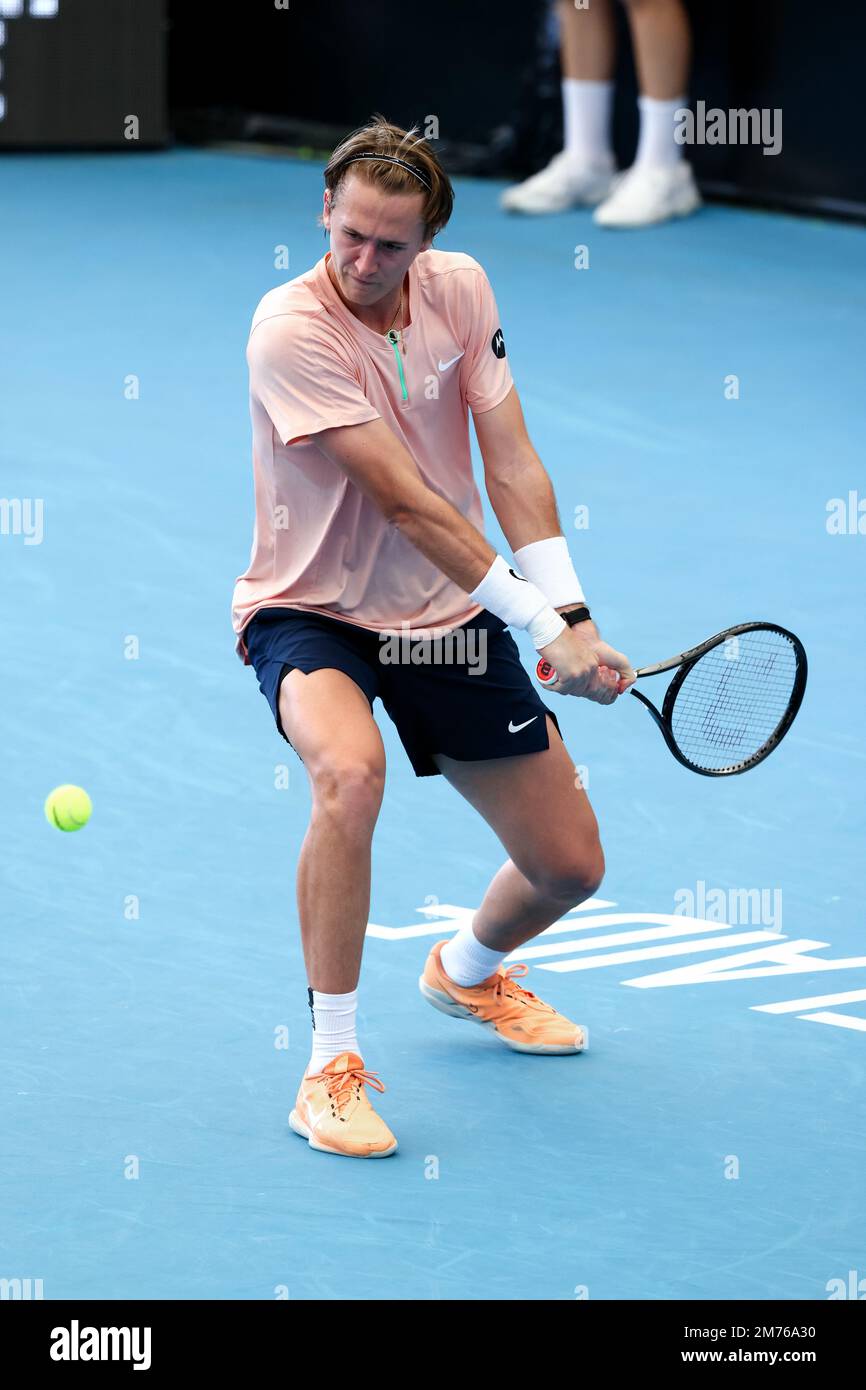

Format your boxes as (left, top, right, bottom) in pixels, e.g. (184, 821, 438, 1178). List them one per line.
(243, 606, 563, 778)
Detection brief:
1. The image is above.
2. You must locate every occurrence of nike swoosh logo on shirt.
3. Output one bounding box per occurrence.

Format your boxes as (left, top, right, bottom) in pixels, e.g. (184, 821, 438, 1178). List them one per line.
(508, 716, 538, 734)
(438, 351, 465, 371)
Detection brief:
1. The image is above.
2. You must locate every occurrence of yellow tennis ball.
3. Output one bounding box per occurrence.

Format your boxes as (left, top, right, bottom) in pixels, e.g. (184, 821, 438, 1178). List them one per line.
(44, 784, 92, 832)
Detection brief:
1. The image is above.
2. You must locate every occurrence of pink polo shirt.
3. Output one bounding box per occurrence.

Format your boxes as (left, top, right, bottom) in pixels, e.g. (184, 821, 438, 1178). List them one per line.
(231, 247, 513, 663)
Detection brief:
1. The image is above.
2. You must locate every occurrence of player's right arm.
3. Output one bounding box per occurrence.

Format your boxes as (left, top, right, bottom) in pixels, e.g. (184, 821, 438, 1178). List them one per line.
(312, 417, 497, 593)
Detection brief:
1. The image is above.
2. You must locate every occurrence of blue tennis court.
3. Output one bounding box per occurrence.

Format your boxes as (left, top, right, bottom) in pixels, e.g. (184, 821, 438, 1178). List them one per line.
(2, 148, 864, 1301)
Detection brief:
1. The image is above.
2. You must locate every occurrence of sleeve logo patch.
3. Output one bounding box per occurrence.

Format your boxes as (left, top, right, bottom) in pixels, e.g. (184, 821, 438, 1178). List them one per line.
(491, 328, 506, 359)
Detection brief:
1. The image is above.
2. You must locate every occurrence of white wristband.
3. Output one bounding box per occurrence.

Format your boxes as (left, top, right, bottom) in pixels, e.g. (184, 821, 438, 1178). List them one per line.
(469, 553, 566, 649)
(526, 607, 568, 651)
(513, 535, 585, 607)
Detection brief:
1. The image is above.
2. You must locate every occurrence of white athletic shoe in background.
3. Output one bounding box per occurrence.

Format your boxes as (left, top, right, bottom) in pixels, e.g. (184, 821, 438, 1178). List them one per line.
(593, 161, 701, 228)
(500, 150, 617, 214)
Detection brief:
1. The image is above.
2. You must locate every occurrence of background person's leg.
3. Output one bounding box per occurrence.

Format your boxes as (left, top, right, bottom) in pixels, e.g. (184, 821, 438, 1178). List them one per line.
(500, 0, 618, 212)
(623, 0, 690, 101)
(559, 0, 617, 82)
(595, 0, 700, 225)
(558, 0, 617, 164)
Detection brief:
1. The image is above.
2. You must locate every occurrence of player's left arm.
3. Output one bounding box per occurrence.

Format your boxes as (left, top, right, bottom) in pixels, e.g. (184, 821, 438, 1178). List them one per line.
(474, 383, 580, 617)
(473, 383, 634, 687)
(473, 383, 564, 556)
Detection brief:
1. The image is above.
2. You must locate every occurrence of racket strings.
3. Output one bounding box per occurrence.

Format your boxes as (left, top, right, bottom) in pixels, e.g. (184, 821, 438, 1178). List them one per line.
(669, 632, 799, 772)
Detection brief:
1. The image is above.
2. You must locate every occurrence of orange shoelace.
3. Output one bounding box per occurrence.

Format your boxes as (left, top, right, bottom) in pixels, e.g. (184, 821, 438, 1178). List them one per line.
(491, 962, 557, 1015)
(307, 1063, 386, 1118)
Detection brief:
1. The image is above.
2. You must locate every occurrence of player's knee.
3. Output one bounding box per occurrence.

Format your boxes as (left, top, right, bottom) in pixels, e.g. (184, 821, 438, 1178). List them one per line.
(537, 842, 605, 903)
(310, 757, 385, 825)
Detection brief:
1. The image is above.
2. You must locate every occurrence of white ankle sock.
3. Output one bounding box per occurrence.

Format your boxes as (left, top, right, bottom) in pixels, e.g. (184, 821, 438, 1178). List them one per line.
(561, 77, 615, 165)
(634, 95, 687, 169)
(440, 920, 510, 988)
(307, 987, 359, 1075)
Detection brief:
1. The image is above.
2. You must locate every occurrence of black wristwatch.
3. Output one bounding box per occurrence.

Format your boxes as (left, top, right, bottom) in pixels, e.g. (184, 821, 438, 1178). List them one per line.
(563, 605, 592, 626)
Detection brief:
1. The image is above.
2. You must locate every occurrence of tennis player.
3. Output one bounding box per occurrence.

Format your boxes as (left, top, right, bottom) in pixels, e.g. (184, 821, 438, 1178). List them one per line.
(232, 116, 635, 1159)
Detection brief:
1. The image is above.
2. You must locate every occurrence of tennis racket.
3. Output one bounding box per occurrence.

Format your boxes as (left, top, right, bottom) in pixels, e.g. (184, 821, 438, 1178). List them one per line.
(536, 621, 807, 777)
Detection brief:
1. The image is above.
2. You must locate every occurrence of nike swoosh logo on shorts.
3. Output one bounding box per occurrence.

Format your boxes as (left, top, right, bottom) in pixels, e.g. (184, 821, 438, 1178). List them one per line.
(508, 716, 538, 733)
(438, 351, 465, 371)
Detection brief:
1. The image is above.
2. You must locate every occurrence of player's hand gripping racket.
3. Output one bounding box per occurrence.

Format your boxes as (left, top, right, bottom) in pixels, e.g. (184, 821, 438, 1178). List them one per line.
(536, 622, 807, 776)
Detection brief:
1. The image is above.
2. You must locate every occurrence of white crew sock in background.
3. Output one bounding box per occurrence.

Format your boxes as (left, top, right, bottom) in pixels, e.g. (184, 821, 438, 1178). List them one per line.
(634, 95, 687, 169)
(561, 77, 615, 165)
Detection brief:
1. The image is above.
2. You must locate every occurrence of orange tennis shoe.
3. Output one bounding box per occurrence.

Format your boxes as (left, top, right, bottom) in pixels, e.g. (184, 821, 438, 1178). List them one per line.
(289, 1052, 398, 1158)
(419, 940, 589, 1054)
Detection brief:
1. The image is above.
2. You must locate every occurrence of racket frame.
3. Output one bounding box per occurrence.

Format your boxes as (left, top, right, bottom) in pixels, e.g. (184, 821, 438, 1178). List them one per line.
(628, 621, 807, 776)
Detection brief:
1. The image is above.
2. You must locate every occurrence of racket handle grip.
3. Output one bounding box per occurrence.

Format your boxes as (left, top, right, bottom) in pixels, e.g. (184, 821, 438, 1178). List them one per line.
(536, 657, 620, 690)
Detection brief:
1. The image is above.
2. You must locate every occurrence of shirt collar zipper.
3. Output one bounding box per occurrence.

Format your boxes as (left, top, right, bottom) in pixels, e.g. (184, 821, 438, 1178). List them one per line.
(386, 329, 409, 402)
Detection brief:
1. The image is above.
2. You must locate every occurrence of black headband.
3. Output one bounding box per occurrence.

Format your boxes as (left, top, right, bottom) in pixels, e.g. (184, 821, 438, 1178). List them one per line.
(338, 151, 432, 192)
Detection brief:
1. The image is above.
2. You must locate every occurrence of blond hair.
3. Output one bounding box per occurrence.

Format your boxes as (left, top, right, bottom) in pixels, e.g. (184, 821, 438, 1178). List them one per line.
(320, 113, 454, 243)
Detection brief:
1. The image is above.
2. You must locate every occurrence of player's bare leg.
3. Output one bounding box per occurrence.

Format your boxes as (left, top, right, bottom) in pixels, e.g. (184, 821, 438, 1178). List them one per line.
(278, 667, 385, 994)
(281, 667, 398, 1157)
(432, 715, 603, 952)
(420, 716, 598, 1052)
